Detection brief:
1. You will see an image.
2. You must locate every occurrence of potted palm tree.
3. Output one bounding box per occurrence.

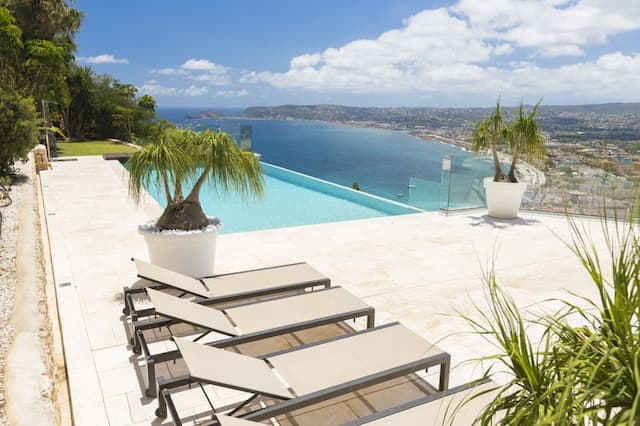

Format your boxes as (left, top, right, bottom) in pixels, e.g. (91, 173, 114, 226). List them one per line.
(472, 100, 546, 219)
(128, 128, 264, 277)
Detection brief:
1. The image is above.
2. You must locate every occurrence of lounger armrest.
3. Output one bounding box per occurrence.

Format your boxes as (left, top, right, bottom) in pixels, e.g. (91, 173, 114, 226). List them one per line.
(133, 316, 174, 332)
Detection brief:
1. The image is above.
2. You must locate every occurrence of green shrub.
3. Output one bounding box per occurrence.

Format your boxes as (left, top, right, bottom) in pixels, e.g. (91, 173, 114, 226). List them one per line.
(0, 87, 39, 173)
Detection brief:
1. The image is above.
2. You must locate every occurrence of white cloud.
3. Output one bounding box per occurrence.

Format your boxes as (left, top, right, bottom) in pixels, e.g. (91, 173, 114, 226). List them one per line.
(151, 67, 188, 75)
(181, 59, 227, 73)
(187, 73, 232, 85)
(78, 54, 129, 64)
(291, 53, 322, 69)
(150, 58, 232, 87)
(243, 0, 640, 101)
(493, 43, 514, 56)
(138, 83, 209, 97)
(453, 0, 640, 51)
(183, 85, 209, 96)
(139, 83, 178, 96)
(539, 45, 585, 58)
(215, 89, 249, 97)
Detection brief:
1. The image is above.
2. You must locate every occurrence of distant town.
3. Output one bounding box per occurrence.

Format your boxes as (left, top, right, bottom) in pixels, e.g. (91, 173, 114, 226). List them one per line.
(240, 103, 640, 215)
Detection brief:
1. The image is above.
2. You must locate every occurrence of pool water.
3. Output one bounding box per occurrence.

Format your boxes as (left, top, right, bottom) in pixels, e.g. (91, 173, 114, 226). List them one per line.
(142, 162, 420, 234)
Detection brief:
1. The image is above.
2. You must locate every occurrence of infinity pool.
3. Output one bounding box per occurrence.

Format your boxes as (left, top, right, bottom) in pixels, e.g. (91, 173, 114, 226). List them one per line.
(141, 162, 421, 234)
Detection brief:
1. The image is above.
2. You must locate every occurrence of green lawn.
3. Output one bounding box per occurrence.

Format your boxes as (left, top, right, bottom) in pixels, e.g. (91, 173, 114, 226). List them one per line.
(57, 140, 139, 156)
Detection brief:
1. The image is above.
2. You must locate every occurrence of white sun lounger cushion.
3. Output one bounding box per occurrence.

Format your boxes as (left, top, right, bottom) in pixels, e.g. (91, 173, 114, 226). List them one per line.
(226, 287, 369, 334)
(147, 287, 367, 337)
(147, 288, 238, 336)
(174, 337, 291, 399)
(269, 323, 443, 396)
(202, 262, 327, 298)
(133, 259, 210, 298)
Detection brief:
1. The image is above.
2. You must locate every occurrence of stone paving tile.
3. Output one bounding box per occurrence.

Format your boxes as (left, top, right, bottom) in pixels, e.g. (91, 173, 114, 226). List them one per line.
(104, 395, 132, 425)
(41, 156, 610, 425)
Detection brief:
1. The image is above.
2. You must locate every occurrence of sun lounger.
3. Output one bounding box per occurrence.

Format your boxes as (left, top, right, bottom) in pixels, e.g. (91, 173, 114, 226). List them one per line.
(136, 286, 375, 397)
(212, 378, 497, 426)
(123, 258, 331, 320)
(157, 322, 451, 421)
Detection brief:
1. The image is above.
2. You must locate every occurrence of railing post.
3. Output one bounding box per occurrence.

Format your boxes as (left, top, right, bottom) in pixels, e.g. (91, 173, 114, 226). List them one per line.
(439, 155, 452, 214)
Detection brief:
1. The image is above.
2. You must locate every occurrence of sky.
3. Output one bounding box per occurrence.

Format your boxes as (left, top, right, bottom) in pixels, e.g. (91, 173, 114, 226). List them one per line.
(74, 0, 640, 108)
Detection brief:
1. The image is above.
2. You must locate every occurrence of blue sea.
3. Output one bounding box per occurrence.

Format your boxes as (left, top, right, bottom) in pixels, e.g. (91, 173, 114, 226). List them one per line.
(157, 107, 481, 210)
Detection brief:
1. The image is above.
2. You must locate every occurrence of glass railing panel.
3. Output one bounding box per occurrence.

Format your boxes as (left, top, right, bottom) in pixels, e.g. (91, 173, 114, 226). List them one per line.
(439, 154, 494, 211)
(239, 124, 253, 151)
(407, 177, 440, 211)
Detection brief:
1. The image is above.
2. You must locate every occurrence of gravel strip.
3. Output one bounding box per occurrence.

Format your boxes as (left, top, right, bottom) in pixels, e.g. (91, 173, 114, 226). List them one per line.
(0, 181, 21, 424)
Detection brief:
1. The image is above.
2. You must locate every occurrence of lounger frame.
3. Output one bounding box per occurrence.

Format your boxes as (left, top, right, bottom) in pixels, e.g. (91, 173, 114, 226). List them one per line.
(158, 322, 450, 422)
(122, 260, 331, 321)
(136, 287, 375, 397)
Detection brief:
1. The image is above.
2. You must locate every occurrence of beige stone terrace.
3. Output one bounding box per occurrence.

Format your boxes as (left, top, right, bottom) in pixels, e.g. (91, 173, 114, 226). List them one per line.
(40, 156, 605, 425)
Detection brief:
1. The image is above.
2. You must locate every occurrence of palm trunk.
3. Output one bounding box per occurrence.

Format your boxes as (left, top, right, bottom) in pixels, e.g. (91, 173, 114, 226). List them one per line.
(155, 166, 210, 231)
(155, 199, 208, 231)
(174, 178, 184, 202)
(185, 166, 211, 203)
(159, 170, 172, 206)
(491, 144, 504, 182)
(507, 151, 520, 183)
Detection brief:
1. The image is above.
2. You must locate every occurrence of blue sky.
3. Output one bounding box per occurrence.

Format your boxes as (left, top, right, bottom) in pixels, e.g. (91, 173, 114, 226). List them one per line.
(75, 0, 640, 108)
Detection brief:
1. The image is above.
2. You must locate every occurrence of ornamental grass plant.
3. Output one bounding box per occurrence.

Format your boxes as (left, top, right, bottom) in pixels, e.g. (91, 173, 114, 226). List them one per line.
(459, 204, 640, 425)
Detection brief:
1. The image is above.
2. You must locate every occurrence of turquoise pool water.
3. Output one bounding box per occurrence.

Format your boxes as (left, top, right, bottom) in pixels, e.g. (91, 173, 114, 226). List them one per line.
(141, 162, 420, 234)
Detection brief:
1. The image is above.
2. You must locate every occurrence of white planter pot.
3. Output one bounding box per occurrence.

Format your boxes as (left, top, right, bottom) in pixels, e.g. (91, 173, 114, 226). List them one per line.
(484, 178, 528, 219)
(138, 217, 222, 278)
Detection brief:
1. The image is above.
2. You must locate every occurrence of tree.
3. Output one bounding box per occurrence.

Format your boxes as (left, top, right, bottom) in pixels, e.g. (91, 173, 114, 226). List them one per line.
(472, 100, 546, 183)
(0, 87, 39, 173)
(22, 38, 68, 103)
(506, 101, 546, 182)
(128, 129, 264, 231)
(64, 64, 94, 139)
(471, 100, 508, 182)
(8, 0, 83, 157)
(112, 105, 135, 142)
(141, 119, 174, 146)
(138, 94, 156, 111)
(0, 6, 23, 84)
(133, 94, 157, 140)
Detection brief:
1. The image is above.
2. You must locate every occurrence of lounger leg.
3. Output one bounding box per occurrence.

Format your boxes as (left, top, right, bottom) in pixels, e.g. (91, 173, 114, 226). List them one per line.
(156, 382, 167, 417)
(156, 376, 191, 417)
(131, 311, 140, 348)
(133, 328, 143, 355)
(439, 359, 450, 391)
(163, 390, 183, 426)
(146, 358, 157, 398)
(123, 287, 131, 314)
(366, 311, 375, 329)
